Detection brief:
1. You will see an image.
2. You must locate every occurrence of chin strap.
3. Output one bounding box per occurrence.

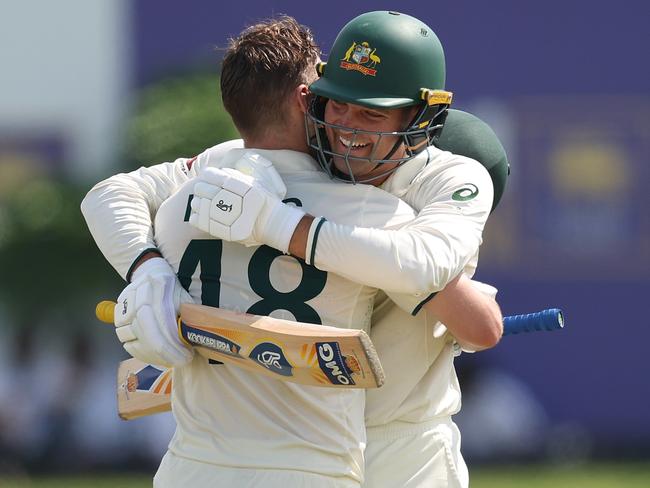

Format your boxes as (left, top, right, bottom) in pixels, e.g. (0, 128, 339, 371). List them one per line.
(404, 89, 453, 156)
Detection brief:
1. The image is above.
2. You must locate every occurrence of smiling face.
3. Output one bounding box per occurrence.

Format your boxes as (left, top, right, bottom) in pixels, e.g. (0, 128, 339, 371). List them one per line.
(322, 99, 416, 185)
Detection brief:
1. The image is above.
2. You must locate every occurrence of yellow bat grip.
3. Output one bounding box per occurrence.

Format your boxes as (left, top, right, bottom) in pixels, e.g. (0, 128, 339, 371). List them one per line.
(95, 300, 183, 335)
(96, 300, 116, 324)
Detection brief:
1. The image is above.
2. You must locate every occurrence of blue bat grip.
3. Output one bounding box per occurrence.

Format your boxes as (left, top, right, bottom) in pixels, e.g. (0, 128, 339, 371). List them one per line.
(502, 308, 564, 336)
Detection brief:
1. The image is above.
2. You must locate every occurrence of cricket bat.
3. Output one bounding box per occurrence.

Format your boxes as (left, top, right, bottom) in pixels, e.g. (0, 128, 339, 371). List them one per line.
(105, 307, 564, 420)
(116, 358, 173, 420)
(97, 301, 385, 392)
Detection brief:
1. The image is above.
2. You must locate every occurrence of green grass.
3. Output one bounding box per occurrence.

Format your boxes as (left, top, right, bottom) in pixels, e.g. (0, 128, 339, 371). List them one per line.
(471, 462, 650, 488)
(1, 463, 649, 487)
(0, 475, 152, 488)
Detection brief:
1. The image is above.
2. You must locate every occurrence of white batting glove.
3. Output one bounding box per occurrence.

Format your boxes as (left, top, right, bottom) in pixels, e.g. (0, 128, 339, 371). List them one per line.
(233, 150, 287, 195)
(114, 257, 194, 368)
(189, 152, 305, 253)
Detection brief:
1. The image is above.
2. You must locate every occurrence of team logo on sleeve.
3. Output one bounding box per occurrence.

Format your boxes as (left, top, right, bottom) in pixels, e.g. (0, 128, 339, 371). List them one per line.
(452, 184, 479, 202)
(340, 41, 381, 76)
(250, 343, 293, 377)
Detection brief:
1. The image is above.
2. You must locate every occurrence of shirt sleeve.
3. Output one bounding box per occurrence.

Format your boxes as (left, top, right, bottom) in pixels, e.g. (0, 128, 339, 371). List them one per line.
(80, 139, 243, 280)
(310, 154, 494, 301)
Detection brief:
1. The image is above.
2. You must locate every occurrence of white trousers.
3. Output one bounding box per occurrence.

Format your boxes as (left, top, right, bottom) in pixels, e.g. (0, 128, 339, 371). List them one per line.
(363, 417, 468, 488)
(154, 451, 360, 488)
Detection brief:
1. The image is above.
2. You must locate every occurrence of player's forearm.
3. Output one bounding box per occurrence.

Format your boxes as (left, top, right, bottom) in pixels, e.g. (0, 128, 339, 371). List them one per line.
(82, 140, 246, 280)
(303, 220, 477, 296)
(81, 161, 195, 280)
(425, 274, 503, 350)
(288, 215, 314, 259)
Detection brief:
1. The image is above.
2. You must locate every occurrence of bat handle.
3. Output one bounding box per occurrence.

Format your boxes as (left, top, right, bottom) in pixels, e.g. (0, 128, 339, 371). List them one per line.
(98, 301, 565, 338)
(502, 308, 564, 336)
(96, 300, 184, 339)
(96, 300, 116, 324)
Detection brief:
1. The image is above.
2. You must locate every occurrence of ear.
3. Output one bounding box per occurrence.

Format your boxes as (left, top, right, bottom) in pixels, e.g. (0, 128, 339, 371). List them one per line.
(294, 83, 310, 114)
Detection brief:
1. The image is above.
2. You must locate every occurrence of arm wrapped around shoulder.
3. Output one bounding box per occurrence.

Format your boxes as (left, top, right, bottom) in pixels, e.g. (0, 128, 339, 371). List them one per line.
(423, 274, 503, 351)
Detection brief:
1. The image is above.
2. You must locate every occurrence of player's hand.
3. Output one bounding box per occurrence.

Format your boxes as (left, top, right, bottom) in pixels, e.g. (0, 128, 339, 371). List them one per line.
(113, 257, 194, 368)
(189, 152, 305, 253)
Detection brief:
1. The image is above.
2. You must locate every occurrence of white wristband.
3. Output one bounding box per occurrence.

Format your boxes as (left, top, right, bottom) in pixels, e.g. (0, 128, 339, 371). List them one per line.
(263, 203, 306, 254)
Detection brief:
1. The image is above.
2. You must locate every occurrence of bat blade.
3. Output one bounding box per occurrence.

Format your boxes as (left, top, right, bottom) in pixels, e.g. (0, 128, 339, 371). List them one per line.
(178, 303, 383, 389)
(98, 301, 385, 391)
(111, 306, 566, 421)
(116, 358, 172, 420)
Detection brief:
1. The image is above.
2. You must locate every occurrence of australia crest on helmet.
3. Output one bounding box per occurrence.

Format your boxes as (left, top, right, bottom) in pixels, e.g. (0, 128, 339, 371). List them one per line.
(340, 41, 381, 76)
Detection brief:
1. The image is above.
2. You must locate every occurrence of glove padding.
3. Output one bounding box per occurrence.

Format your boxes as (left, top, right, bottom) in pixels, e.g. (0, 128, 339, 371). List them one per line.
(189, 152, 305, 253)
(114, 257, 194, 368)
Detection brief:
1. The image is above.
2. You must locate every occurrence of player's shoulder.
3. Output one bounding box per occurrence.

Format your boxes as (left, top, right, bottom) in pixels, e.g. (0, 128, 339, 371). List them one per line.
(405, 147, 494, 211)
(194, 139, 245, 168)
(416, 146, 493, 186)
(433, 109, 509, 210)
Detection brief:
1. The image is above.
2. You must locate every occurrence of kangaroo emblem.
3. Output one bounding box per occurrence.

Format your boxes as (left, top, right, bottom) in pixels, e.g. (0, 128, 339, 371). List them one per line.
(342, 42, 356, 62)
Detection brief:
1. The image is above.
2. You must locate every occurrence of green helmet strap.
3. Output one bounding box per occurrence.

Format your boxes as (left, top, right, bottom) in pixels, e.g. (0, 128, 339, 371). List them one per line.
(404, 103, 449, 154)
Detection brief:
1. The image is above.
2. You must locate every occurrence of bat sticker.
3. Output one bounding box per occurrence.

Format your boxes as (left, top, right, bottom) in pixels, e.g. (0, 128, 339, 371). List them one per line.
(122, 364, 171, 398)
(180, 323, 242, 357)
(316, 342, 355, 386)
(249, 342, 293, 376)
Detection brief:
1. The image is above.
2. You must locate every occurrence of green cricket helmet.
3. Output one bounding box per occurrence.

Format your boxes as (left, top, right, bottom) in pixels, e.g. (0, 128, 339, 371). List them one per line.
(306, 11, 453, 183)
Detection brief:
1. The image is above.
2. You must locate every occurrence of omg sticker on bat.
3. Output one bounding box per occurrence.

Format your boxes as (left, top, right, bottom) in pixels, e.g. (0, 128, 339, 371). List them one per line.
(249, 342, 293, 376)
(316, 342, 355, 386)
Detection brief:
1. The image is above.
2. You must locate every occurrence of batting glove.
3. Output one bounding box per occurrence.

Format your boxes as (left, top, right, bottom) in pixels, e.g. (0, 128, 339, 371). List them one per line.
(114, 257, 194, 368)
(189, 152, 305, 253)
